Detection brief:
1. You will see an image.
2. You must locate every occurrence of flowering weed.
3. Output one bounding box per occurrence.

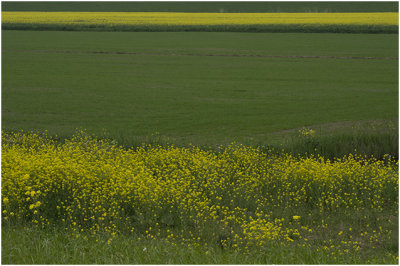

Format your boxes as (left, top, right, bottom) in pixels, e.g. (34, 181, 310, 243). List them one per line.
(2, 130, 398, 263)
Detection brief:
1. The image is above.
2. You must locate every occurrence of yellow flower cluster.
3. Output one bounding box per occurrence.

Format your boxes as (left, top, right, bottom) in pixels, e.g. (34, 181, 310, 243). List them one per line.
(2, 12, 398, 26)
(2, 131, 398, 251)
(298, 128, 316, 137)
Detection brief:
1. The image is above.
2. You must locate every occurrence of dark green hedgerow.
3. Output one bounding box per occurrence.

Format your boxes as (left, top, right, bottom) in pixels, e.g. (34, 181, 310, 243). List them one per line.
(2, 23, 398, 33)
(2, 1, 398, 13)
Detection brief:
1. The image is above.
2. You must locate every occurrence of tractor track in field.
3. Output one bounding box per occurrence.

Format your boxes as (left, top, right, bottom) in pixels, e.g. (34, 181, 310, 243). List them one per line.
(5, 49, 399, 60)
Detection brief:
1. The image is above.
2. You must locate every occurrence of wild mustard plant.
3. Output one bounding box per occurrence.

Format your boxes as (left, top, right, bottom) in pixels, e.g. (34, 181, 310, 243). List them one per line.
(2, 12, 398, 27)
(2, 131, 398, 256)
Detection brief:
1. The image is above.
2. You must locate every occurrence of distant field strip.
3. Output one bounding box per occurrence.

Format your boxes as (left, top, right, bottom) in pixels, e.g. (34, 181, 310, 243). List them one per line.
(4, 48, 398, 60)
(2, 12, 398, 32)
(3, 12, 398, 25)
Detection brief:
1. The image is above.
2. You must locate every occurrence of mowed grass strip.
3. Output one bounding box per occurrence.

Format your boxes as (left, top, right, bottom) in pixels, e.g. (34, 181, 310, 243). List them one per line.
(2, 12, 398, 32)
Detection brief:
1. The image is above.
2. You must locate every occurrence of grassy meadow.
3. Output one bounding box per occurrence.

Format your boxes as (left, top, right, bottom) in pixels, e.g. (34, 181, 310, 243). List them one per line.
(1, 1, 399, 264)
(2, 30, 398, 157)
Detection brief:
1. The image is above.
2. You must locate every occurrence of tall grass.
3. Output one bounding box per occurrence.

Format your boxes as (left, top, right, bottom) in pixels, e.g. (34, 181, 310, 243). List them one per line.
(279, 130, 399, 161)
(3, 224, 397, 264)
(6, 121, 397, 161)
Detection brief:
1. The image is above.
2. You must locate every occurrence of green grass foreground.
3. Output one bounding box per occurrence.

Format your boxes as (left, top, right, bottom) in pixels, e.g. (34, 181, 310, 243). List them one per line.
(3, 23, 398, 33)
(2, 224, 397, 264)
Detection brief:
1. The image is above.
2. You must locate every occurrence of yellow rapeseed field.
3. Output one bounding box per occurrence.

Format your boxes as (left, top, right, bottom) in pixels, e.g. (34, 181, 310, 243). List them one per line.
(2, 131, 398, 254)
(2, 12, 398, 26)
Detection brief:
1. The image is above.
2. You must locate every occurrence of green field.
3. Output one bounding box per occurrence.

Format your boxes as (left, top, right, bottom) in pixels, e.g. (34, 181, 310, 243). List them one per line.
(2, 1, 398, 12)
(2, 31, 398, 148)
